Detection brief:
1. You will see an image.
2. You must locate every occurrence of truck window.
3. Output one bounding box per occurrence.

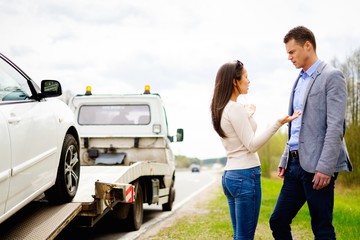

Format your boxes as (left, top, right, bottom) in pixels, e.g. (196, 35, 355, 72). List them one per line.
(78, 104, 151, 125)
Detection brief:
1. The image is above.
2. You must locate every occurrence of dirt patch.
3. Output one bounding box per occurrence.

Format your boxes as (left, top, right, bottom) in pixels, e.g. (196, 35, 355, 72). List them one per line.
(137, 174, 221, 239)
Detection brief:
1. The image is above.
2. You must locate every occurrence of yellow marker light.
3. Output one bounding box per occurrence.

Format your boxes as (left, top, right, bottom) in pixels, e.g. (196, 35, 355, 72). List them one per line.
(144, 85, 151, 94)
(85, 86, 92, 95)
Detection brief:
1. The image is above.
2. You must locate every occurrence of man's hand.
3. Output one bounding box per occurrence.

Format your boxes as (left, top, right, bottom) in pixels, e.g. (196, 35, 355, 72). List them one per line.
(312, 171, 331, 190)
(278, 167, 285, 178)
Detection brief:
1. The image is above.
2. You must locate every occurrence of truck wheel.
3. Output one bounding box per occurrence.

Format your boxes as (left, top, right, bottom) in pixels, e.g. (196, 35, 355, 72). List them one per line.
(125, 183, 143, 230)
(45, 134, 80, 204)
(162, 183, 175, 211)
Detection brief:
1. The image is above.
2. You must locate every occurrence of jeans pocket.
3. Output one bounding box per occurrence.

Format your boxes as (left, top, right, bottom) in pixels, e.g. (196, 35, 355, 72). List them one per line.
(225, 172, 254, 198)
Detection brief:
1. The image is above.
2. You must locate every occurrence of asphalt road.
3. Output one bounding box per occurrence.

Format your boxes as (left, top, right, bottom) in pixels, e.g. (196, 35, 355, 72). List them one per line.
(56, 170, 217, 240)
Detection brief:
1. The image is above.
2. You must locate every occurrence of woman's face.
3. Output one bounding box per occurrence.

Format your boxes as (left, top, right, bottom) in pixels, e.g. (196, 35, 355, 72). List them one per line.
(235, 67, 250, 95)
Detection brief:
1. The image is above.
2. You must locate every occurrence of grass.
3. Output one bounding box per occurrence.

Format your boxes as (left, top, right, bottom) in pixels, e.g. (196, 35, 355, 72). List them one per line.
(146, 176, 360, 240)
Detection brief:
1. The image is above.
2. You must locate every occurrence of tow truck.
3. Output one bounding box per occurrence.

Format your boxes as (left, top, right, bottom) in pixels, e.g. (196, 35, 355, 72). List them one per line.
(1, 85, 183, 239)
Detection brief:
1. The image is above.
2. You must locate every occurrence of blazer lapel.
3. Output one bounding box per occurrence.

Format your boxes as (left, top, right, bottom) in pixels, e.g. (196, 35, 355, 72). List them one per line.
(302, 61, 327, 109)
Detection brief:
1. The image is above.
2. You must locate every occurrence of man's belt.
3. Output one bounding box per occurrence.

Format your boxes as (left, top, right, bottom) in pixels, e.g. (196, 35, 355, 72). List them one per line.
(289, 150, 299, 159)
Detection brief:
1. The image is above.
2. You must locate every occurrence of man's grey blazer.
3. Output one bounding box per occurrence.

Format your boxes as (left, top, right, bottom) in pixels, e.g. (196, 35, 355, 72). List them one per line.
(279, 61, 352, 176)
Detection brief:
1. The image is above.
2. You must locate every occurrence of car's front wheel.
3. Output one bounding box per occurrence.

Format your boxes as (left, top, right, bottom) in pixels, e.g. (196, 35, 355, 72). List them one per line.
(45, 134, 80, 203)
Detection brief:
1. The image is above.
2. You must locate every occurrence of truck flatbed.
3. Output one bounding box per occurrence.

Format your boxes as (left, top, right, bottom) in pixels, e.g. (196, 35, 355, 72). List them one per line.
(1, 201, 81, 240)
(1, 161, 172, 239)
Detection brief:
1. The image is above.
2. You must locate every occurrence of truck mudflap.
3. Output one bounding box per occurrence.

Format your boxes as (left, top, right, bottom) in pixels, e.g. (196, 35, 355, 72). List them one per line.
(94, 181, 135, 207)
(1, 201, 81, 240)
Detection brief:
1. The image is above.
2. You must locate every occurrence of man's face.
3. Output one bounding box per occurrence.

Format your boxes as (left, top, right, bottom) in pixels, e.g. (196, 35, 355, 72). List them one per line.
(285, 39, 309, 70)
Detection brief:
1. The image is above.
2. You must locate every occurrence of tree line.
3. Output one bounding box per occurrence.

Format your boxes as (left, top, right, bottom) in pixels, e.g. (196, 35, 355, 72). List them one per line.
(334, 47, 360, 186)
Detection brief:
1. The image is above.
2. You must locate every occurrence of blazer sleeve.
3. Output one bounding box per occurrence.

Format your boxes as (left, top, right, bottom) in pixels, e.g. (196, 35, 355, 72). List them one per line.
(315, 68, 347, 175)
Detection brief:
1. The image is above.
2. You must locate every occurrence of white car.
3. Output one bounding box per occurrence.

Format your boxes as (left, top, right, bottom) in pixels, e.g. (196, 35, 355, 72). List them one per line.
(0, 52, 80, 224)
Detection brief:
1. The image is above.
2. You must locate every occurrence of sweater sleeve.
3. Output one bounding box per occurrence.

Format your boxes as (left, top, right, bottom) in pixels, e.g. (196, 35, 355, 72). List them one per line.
(228, 103, 283, 153)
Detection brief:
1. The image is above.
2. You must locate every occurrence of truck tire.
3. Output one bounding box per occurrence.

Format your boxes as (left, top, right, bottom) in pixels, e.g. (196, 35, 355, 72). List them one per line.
(125, 182, 143, 230)
(162, 182, 175, 211)
(45, 134, 80, 204)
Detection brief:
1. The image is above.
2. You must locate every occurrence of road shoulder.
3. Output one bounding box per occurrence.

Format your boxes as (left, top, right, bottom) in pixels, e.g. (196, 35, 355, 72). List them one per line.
(137, 172, 221, 239)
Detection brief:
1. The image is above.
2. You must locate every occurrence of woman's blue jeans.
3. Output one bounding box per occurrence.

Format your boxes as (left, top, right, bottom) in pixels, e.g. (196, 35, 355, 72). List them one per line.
(222, 167, 261, 240)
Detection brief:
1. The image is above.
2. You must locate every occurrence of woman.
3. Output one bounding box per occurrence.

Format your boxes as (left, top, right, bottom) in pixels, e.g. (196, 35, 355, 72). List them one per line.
(210, 60, 300, 240)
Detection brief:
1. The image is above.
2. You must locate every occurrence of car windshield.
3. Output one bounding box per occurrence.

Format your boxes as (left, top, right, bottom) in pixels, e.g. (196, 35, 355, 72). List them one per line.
(78, 104, 151, 125)
(0, 58, 31, 101)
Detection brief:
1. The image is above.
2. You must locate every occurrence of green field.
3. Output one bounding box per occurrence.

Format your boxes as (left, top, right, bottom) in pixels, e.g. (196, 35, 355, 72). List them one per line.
(148, 176, 360, 240)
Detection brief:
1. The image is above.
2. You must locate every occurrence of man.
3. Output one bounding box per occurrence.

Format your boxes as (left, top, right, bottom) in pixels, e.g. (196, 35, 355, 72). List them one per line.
(269, 26, 352, 239)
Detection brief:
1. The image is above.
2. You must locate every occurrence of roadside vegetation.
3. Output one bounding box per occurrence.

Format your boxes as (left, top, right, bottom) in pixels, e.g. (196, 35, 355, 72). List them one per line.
(146, 176, 360, 240)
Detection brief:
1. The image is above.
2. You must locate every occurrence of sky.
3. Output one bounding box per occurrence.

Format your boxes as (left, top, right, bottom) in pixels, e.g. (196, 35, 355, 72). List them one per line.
(1, 0, 360, 160)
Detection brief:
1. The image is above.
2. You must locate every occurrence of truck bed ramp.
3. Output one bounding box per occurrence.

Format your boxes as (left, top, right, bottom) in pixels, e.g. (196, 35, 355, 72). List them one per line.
(1, 201, 81, 240)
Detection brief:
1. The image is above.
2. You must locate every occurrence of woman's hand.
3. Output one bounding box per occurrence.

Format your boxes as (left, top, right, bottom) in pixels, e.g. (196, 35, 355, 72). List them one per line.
(244, 104, 256, 116)
(278, 111, 301, 124)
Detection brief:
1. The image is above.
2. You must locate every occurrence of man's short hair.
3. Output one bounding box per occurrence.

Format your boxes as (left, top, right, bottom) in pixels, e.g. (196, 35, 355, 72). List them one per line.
(284, 26, 316, 51)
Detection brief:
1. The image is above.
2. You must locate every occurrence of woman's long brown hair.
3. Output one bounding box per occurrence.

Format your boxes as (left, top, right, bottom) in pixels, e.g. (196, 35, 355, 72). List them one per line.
(210, 61, 243, 138)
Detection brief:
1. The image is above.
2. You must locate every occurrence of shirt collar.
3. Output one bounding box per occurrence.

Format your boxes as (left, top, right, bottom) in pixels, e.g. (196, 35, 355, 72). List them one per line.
(299, 59, 321, 78)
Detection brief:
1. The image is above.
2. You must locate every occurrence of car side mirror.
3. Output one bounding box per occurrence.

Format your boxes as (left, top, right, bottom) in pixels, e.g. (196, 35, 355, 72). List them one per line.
(41, 80, 62, 97)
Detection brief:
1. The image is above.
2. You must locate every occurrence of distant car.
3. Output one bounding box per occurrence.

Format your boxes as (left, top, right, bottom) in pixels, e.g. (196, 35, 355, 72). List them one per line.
(0, 52, 80, 224)
(191, 164, 200, 173)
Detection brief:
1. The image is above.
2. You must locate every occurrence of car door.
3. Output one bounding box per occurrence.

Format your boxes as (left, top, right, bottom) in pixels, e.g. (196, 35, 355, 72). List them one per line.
(0, 57, 58, 213)
(4, 101, 58, 210)
(0, 110, 11, 216)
